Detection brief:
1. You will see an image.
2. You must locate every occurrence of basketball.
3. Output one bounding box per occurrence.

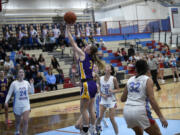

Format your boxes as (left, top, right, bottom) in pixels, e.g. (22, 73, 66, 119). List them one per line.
(64, 11, 77, 24)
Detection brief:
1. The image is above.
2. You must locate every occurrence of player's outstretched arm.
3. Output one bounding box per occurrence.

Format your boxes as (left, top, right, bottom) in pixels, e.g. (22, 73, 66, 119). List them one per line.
(146, 78, 168, 128)
(67, 25, 85, 61)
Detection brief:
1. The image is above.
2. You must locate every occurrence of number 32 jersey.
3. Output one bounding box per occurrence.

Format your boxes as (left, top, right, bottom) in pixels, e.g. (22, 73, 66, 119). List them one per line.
(5, 80, 31, 108)
(126, 75, 149, 106)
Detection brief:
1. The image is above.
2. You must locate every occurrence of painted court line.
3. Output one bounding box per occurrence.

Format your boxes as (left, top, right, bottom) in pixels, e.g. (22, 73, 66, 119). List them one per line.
(55, 129, 80, 134)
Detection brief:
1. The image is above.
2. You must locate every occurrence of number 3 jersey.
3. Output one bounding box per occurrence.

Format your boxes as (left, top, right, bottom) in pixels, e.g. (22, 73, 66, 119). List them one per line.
(126, 75, 149, 106)
(5, 80, 31, 108)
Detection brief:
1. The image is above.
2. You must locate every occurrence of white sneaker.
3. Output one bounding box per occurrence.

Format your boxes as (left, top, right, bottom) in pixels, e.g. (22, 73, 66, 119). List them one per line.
(80, 130, 90, 135)
(89, 125, 97, 135)
(174, 78, 176, 82)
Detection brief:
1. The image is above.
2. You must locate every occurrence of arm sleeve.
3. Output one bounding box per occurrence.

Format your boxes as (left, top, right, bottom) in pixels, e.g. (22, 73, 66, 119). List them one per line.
(5, 82, 14, 104)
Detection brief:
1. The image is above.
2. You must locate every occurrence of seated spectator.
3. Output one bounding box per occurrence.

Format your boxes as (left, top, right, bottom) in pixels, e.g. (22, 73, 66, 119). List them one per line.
(121, 48, 128, 61)
(38, 54, 46, 72)
(29, 54, 38, 67)
(50, 56, 64, 84)
(45, 32, 56, 52)
(164, 43, 171, 56)
(128, 45, 135, 58)
(0, 60, 4, 69)
(115, 48, 122, 61)
(4, 56, 14, 71)
(45, 68, 57, 91)
(34, 72, 46, 93)
(8, 33, 18, 51)
(0, 47, 6, 60)
(127, 59, 136, 78)
(76, 37, 84, 48)
(69, 63, 79, 86)
(99, 38, 105, 48)
(134, 52, 141, 61)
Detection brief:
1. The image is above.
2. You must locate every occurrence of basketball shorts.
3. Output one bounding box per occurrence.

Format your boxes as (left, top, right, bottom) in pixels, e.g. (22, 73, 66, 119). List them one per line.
(123, 105, 155, 130)
(100, 97, 117, 109)
(81, 80, 97, 99)
(13, 105, 31, 116)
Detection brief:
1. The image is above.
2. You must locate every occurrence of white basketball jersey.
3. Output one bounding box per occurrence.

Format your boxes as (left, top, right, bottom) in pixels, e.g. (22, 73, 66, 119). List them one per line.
(100, 76, 116, 100)
(126, 75, 149, 106)
(6, 80, 31, 108)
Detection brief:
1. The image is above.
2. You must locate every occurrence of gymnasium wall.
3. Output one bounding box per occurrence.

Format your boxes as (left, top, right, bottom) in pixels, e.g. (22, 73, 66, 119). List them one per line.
(95, 1, 169, 21)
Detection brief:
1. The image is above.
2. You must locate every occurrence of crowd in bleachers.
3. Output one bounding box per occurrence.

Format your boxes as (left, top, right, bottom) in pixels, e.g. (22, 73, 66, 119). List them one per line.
(101, 41, 180, 85)
(0, 22, 102, 52)
(0, 47, 65, 94)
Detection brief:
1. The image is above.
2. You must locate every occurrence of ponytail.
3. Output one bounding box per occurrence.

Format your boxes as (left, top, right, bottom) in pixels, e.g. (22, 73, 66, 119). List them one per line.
(90, 45, 105, 70)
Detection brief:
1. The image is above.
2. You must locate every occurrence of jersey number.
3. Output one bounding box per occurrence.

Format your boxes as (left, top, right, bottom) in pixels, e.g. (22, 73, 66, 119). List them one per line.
(90, 60, 93, 69)
(129, 82, 140, 93)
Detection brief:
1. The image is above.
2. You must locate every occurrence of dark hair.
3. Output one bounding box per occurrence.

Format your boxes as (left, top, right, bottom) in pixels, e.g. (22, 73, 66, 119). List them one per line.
(90, 45, 104, 70)
(135, 60, 149, 78)
(110, 65, 115, 76)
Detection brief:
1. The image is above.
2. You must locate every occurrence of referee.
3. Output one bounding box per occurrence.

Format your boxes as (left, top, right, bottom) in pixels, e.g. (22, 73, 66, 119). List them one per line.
(148, 54, 161, 91)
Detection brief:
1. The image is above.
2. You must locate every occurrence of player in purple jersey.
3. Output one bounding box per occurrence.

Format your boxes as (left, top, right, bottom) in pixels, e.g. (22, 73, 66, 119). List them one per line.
(0, 69, 12, 124)
(67, 25, 104, 135)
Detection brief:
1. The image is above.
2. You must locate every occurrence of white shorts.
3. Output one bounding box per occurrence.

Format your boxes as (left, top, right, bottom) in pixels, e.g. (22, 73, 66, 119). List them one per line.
(123, 105, 154, 130)
(100, 97, 117, 109)
(13, 105, 30, 116)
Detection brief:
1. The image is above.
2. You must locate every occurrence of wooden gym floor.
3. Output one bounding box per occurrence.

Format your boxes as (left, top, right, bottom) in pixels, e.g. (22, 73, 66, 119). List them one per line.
(0, 80, 180, 135)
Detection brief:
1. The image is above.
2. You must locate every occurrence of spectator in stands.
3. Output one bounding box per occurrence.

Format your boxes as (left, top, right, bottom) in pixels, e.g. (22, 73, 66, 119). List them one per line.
(37, 33, 46, 48)
(76, 37, 84, 48)
(164, 43, 171, 56)
(164, 54, 170, 68)
(8, 33, 18, 51)
(134, 52, 141, 61)
(148, 54, 161, 91)
(158, 53, 165, 84)
(116, 48, 122, 61)
(127, 59, 136, 78)
(45, 32, 56, 52)
(0, 60, 4, 69)
(29, 25, 38, 48)
(85, 23, 91, 37)
(42, 25, 49, 40)
(34, 72, 46, 93)
(52, 24, 61, 39)
(29, 54, 38, 67)
(45, 68, 57, 90)
(69, 63, 79, 86)
(169, 54, 180, 82)
(4, 56, 14, 72)
(128, 45, 135, 58)
(121, 48, 128, 61)
(96, 23, 101, 36)
(99, 39, 105, 48)
(38, 54, 46, 72)
(26, 65, 38, 81)
(3, 26, 12, 40)
(12, 64, 21, 79)
(50, 56, 64, 84)
(0, 47, 6, 60)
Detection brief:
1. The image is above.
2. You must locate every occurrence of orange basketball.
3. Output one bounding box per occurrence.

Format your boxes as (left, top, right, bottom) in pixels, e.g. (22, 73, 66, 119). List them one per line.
(64, 11, 77, 24)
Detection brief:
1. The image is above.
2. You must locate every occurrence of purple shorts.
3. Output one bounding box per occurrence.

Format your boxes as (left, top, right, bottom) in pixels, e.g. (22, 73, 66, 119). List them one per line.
(81, 80, 97, 99)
